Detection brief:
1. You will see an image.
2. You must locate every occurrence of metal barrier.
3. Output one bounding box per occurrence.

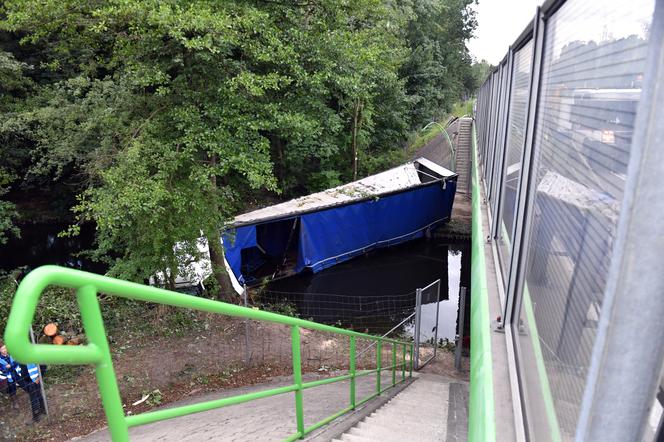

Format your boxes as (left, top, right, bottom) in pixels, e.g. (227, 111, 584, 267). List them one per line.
(4, 265, 414, 442)
(474, 0, 664, 439)
(354, 278, 442, 371)
(414, 279, 441, 369)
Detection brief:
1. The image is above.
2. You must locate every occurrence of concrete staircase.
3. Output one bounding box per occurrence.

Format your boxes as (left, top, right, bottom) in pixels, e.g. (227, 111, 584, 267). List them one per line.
(332, 374, 449, 442)
(455, 117, 473, 195)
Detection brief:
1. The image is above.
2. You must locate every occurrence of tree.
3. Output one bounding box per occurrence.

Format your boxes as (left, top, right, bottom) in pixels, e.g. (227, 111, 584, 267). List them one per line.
(0, 0, 477, 300)
(401, 0, 477, 128)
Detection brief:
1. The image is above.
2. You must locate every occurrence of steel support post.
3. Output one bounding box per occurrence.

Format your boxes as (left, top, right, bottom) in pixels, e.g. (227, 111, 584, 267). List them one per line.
(503, 7, 545, 326)
(243, 285, 250, 363)
(414, 288, 422, 370)
(433, 281, 441, 358)
(291, 326, 304, 438)
(402, 343, 406, 381)
(376, 340, 382, 394)
(455, 287, 467, 370)
(349, 336, 356, 409)
(392, 342, 396, 386)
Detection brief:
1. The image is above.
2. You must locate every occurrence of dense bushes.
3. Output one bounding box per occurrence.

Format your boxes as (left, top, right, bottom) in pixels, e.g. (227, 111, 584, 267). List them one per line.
(0, 0, 479, 298)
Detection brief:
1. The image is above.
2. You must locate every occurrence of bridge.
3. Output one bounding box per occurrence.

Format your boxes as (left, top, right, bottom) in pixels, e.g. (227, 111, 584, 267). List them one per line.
(4, 1, 664, 441)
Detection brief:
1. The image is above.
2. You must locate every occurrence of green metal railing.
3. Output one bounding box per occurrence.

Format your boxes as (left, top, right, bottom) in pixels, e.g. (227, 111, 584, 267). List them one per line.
(468, 122, 496, 442)
(4, 265, 413, 441)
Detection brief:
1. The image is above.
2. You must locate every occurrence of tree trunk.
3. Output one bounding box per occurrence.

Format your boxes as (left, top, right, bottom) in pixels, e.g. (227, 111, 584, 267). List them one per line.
(351, 99, 360, 180)
(207, 229, 239, 303)
(207, 153, 240, 303)
(351, 98, 363, 181)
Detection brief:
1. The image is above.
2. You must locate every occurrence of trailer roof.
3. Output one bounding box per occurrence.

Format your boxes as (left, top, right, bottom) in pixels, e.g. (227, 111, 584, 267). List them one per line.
(230, 158, 456, 227)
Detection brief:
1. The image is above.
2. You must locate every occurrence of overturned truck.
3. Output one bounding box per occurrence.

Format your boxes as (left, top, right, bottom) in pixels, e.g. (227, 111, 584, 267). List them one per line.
(222, 158, 457, 290)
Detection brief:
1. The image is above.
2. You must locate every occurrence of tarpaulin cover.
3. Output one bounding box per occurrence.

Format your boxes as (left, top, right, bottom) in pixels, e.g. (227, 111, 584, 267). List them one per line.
(224, 180, 456, 284)
(256, 218, 296, 257)
(221, 225, 257, 285)
(296, 181, 455, 273)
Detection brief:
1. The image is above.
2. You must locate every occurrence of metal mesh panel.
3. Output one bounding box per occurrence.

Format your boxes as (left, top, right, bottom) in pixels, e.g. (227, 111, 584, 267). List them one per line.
(497, 40, 534, 278)
(415, 280, 441, 368)
(515, 0, 655, 438)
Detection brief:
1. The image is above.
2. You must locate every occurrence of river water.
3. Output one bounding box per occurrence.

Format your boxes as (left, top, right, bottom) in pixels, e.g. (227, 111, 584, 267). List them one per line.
(1, 224, 470, 345)
(263, 237, 471, 343)
(0, 223, 105, 274)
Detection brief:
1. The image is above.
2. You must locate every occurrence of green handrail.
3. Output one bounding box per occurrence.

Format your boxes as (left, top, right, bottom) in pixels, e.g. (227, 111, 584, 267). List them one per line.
(4, 265, 413, 441)
(468, 123, 497, 442)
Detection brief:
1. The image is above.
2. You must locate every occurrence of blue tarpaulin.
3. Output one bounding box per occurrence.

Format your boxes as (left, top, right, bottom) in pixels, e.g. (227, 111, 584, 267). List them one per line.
(222, 226, 257, 285)
(297, 181, 455, 272)
(223, 179, 456, 285)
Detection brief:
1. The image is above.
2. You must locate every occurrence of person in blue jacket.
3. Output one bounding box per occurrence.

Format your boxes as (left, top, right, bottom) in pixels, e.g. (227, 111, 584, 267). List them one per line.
(0, 342, 46, 422)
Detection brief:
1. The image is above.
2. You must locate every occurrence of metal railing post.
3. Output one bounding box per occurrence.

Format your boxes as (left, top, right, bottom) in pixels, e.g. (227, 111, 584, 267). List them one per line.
(455, 287, 467, 371)
(414, 288, 422, 370)
(349, 336, 356, 409)
(243, 285, 250, 363)
(77, 286, 129, 442)
(409, 344, 413, 377)
(376, 340, 382, 394)
(291, 326, 304, 438)
(402, 343, 406, 381)
(391, 342, 396, 386)
(433, 281, 441, 358)
(29, 327, 48, 417)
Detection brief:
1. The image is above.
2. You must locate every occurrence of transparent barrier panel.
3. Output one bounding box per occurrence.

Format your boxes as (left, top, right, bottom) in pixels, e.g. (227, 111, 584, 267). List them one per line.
(497, 39, 534, 279)
(513, 0, 655, 439)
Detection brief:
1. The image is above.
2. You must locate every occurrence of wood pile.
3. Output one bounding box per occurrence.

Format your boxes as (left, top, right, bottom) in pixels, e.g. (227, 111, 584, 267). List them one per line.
(37, 323, 86, 346)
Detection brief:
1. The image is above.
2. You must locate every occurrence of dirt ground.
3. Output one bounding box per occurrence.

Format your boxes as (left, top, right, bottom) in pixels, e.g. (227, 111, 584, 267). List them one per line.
(0, 315, 381, 441)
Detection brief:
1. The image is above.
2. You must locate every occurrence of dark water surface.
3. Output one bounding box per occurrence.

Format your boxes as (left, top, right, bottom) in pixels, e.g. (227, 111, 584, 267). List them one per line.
(263, 238, 471, 339)
(0, 223, 105, 273)
(1, 224, 471, 344)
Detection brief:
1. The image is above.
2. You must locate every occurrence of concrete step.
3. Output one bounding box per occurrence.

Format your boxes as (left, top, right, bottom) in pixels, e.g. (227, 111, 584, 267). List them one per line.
(332, 375, 450, 442)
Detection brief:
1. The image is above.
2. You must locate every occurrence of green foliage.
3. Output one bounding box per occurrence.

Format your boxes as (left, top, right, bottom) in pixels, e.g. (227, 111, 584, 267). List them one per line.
(470, 59, 493, 90)
(259, 300, 299, 318)
(0, 0, 477, 294)
(144, 389, 163, 407)
(401, 0, 477, 128)
(0, 169, 19, 245)
(451, 100, 474, 117)
(0, 269, 82, 332)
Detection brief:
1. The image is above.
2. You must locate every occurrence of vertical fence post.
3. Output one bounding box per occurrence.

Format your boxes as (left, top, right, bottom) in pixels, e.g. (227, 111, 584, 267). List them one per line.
(76, 286, 129, 442)
(291, 326, 304, 438)
(409, 344, 413, 378)
(433, 280, 441, 358)
(376, 340, 382, 394)
(455, 287, 467, 371)
(349, 336, 356, 409)
(29, 326, 48, 417)
(414, 288, 422, 370)
(243, 285, 250, 363)
(402, 343, 406, 381)
(391, 342, 396, 386)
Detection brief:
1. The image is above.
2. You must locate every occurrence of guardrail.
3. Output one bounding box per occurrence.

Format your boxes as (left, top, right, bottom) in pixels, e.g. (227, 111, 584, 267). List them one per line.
(4, 265, 414, 442)
(469, 122, 496, 442)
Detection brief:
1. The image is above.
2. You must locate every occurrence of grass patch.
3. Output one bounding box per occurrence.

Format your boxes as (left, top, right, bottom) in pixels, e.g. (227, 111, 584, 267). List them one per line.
(451, 100, 474, 118)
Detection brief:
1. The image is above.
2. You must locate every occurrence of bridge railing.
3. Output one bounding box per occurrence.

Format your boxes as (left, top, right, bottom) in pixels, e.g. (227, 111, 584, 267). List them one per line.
(474, 0, 664, 440)
(4, 265, 414, 442)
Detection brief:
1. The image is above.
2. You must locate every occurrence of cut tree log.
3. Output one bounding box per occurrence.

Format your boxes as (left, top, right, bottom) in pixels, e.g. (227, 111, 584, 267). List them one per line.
(43, 323, 58, 337)
(37, 335, 52, 345)
(67, 338, 80, 345)
(52, 335, 66, 345)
